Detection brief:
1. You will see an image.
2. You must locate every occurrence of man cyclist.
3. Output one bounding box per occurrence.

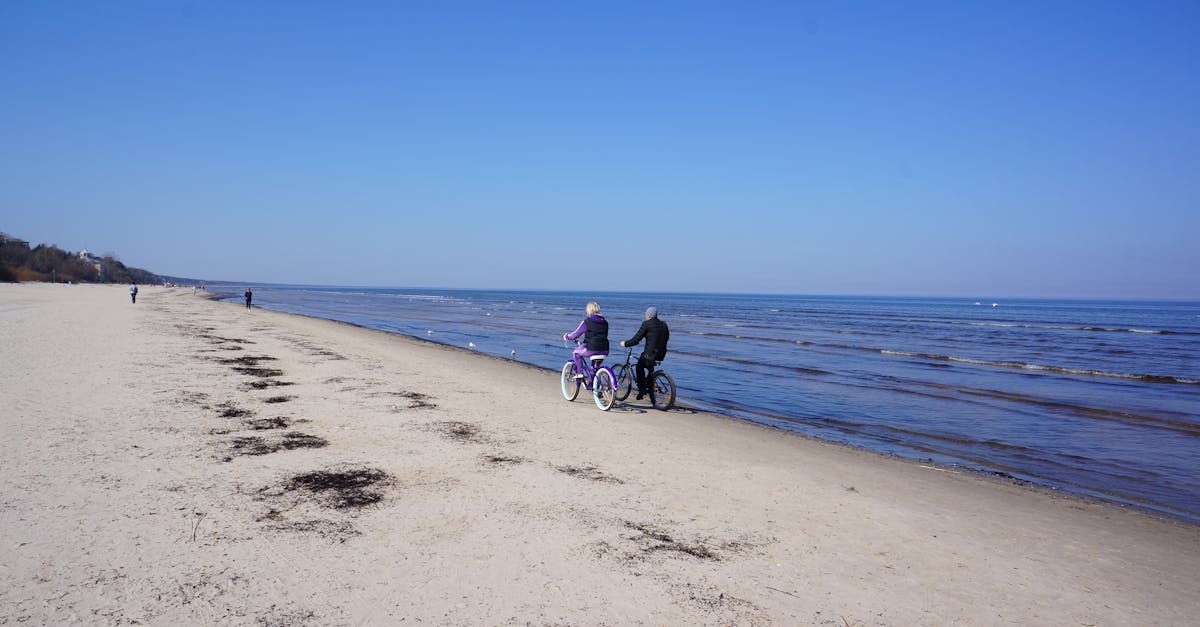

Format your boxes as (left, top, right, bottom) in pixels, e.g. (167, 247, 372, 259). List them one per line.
(620, 306, 670, 400)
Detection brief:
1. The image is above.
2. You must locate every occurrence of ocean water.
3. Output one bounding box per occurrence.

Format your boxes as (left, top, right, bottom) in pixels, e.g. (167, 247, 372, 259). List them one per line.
(216, 287, 1200, 522)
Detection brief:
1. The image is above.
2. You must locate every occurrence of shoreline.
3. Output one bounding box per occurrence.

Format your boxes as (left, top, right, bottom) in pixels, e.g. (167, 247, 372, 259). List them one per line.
(3, 282, 1198, 624)
(216, 292, 1200, 527)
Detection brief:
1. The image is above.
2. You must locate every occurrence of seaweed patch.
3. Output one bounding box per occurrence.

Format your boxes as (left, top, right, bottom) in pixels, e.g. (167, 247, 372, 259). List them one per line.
(219, 355, 278, 366)
(233, 367, 285, 378)
(244, 380, 295, 390)
(246, 416, 302, 430)
(200, 334, 255, 345)
(430, 421, 485, 443)
(483, 454, 526, 466)
(229, 432, 328, 456)
(623, 521, 719, 560)
(217, 403, 253, 418)
(256, 509, 359, 541)
(555, 464, 624, 484)
(373, 390, 438, 410)
(282, 467, 393, 509)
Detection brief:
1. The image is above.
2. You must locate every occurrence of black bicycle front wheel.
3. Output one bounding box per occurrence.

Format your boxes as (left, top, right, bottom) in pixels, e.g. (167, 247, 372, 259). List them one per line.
(613, 364, 632, 401)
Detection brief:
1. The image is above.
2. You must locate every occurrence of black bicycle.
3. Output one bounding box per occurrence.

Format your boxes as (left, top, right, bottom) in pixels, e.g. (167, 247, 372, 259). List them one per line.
(613, 348, 676, 410)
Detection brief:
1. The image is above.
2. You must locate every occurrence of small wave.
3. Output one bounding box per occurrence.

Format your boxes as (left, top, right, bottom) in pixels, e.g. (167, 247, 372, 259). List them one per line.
(879, 350, 1198, 385)
(952, 321, 1185, 335)
(671, 350, 831, 376)
(392, 294, 465, 303)
(948, 387, 1200, 436)
(1079, 326, 1172, 335)
(688, 331, 813, 346)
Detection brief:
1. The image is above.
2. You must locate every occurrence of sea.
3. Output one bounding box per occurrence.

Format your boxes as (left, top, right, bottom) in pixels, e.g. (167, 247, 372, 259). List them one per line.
(213, 286, 1200, 523)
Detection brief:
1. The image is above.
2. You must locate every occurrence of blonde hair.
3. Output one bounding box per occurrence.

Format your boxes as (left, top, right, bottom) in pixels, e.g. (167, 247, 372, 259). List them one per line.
(586, 301, 600, 315)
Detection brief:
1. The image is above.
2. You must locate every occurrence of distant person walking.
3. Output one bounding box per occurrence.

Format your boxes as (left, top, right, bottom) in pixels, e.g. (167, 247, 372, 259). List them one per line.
(244, 288, 253, 309)
(620, 306, 670, 400)
(129, 283, 138, 304)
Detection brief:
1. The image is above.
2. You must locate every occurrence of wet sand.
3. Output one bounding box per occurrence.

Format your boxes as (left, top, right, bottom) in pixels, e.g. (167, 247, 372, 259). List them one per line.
(2, 283, 1197, 624)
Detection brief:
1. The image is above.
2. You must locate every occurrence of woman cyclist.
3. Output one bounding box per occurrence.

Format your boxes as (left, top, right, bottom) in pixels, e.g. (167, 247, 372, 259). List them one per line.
(563, 301, 610, 376)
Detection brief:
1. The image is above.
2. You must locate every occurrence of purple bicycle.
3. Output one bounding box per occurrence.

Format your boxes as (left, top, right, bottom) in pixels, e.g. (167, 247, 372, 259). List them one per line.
(560, 339, 617, 411)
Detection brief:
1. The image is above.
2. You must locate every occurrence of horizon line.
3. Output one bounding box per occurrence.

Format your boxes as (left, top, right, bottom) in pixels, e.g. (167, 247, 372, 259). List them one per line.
(184, 281, 1200, 303)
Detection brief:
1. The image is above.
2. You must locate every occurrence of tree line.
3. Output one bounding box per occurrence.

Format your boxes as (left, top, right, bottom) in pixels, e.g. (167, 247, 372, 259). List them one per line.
(1, 231, 162, 285)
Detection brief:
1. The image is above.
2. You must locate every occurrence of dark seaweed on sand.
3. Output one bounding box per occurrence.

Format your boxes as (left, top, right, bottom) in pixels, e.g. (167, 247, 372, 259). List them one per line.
(246, 417, 294, 430)
(245, 380, 295, 390)
(230, 432, 328, 456)
(219, 355, 278, 366)
(373, 390, 438, 410)
(217, 404, 253, 418)
(432, 421, 483, 443)
(483, 454, 525, 465)
(624, 521, 719, 560)
(555, 464, 624, 484)
(285, 468, 392, 509)
(199, 334, 255, 345)
(233, 366, 285, 378)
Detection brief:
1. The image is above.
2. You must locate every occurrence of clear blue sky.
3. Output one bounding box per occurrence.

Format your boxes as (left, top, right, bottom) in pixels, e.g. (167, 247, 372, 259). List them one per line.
(2, 2, 1197, 298)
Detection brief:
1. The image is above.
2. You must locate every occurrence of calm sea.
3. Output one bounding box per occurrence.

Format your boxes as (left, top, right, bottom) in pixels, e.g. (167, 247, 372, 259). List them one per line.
(215, 287, 1200, 522)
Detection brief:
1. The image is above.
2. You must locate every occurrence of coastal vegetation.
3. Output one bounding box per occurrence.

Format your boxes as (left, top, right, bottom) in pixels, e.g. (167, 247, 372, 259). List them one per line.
(0, 230, 161, 284)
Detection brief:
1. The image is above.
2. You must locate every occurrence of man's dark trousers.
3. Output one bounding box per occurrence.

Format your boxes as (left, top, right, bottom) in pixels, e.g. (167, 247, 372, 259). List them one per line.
(636, 355, 657, 395)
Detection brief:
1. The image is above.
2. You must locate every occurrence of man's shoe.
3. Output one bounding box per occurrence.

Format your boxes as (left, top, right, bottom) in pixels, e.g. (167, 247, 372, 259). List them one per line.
(635, 391, 646, 400)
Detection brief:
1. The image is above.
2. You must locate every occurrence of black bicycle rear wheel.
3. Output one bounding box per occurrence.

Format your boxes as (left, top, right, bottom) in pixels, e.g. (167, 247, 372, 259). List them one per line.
(649, 371, 676, 410)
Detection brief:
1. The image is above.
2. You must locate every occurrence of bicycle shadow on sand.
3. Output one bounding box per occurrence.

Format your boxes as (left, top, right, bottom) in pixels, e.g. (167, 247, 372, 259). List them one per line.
(608, 403, 698, 416)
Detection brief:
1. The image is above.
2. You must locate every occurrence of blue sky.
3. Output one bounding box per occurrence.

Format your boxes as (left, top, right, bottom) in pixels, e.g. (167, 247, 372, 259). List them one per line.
(2, 2, 1197, 298)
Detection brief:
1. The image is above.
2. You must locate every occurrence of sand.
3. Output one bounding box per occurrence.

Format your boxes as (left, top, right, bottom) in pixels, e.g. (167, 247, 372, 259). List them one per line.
(1, 282, 1197, 625)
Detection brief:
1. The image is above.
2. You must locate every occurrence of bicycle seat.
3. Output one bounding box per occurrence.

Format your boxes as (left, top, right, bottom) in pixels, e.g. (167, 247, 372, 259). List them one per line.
(589, 354, 607, 362)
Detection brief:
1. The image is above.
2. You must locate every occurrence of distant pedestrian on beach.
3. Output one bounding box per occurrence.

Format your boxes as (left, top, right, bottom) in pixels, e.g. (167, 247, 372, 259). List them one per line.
(129, 283, 138, 304)
(563, 301, 609, 375)
(244, 288, 253, 309)
(620, 306, 670, 400)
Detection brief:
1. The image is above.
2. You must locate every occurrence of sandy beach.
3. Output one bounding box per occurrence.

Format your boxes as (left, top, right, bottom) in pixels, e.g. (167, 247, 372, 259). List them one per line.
(1, 283, 1197, 625)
